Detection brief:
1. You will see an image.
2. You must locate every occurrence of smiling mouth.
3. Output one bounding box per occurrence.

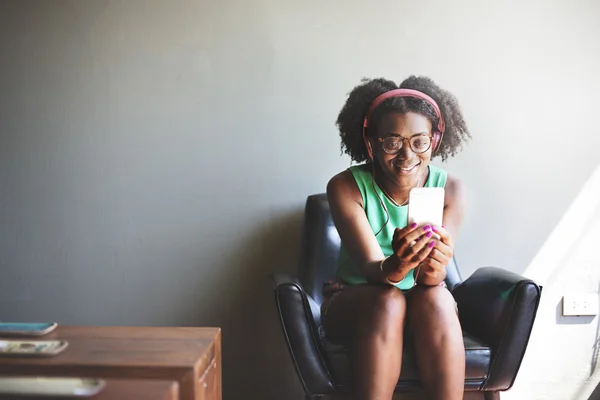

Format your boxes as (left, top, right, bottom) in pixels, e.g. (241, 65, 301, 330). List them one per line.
(396, 163, 420, 172)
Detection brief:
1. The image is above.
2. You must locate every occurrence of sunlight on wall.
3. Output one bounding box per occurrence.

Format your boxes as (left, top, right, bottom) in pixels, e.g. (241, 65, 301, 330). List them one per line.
(505, 164, 600, 400)
(523, 165, 600, 286)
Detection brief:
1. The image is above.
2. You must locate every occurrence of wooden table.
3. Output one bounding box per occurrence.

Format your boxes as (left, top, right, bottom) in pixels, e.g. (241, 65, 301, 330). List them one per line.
(0, 327, 221, 400)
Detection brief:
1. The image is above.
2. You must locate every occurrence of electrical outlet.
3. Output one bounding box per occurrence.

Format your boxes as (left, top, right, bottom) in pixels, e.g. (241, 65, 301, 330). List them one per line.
(562, 294, 599, 316)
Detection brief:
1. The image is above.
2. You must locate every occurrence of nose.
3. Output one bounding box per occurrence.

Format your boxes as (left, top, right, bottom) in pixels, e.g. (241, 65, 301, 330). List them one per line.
(398, 138, 415, 158)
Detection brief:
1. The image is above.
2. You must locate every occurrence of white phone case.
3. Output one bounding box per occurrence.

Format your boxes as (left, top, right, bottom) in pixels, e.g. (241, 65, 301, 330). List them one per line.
(0, 377, 105, 397)
(408, 187, 445, 226)
(0, 340, 68, 357)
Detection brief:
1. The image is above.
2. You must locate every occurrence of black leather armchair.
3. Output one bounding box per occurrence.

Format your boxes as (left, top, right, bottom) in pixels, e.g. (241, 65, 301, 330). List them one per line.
(271, 194, 542, 399)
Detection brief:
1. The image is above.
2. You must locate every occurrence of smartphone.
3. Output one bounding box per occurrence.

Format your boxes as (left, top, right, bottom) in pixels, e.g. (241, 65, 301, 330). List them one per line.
(0, 340, 68, 357)
(408, 187, 445, 227)
(0, 377, 105, 397)
(0, 322, 57, 337)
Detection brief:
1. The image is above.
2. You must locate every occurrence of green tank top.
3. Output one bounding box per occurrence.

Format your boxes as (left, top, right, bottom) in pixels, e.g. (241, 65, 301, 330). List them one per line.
(336, 163, 448, 290)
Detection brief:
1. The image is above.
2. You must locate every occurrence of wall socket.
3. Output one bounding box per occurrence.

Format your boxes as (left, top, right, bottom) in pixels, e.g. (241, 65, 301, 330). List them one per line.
(562, 294, 599, 316)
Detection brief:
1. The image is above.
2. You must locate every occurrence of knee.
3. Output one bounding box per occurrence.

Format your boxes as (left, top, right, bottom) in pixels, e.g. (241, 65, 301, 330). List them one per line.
(368, 286, 407, 328)
(409, 286, 458, 321)
(408, 287, 463, 349)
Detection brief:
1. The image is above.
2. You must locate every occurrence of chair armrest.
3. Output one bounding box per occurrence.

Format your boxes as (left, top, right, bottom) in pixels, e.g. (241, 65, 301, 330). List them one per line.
(270, 273, 335, 395)
(452, 267, 542, 391)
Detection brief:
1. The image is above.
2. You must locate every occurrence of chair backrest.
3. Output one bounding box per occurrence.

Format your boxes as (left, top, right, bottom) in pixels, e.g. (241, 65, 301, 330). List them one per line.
(298, 194, 463, 305)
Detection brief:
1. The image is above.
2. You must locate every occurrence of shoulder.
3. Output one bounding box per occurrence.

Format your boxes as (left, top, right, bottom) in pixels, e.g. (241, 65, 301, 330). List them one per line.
(327, 167, 365, 208)
(426, 164, 450, 187)
(444, 173, 466, 209)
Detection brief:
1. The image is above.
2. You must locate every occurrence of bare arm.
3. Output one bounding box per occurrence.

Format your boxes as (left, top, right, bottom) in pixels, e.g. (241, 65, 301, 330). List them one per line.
(327, 170, 421, 284)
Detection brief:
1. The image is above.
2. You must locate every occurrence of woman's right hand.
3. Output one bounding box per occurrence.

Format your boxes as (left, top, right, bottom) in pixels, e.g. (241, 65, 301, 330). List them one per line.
(384, 223, 437, 280)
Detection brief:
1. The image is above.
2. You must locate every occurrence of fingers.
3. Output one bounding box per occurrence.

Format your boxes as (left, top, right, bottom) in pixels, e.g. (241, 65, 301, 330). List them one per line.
(393, 224, 451, 269)
(393, 227, 403, 243)
(396, 226, 434, 256)
(394, 222, 419, 242)
(431, 241, 452, 260)
(400, 233, 431, 260)
(402, 224, 435, 248)
(432, 225, 453, 248)
(426, 248, 450, 267)
(393, 223, 425, 253)
(421, 256, 445, 274)
(392, 225, 411, 251)
(412, 239, 437, 264)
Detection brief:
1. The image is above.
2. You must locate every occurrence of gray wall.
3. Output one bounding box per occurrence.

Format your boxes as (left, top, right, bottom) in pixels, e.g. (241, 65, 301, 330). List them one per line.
(1, 1, 599, 399)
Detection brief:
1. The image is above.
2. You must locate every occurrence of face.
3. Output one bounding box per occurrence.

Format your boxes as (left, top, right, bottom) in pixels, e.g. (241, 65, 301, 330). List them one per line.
(370, 111, 433, 187)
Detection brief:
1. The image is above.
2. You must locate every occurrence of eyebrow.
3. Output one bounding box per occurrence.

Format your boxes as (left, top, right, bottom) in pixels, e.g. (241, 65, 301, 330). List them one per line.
(384, 132, 429, 138)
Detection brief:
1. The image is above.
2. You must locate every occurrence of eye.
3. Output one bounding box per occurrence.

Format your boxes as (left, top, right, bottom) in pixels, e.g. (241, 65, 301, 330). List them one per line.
(385, 138, 402, 150)
(412, 137, 430, 150)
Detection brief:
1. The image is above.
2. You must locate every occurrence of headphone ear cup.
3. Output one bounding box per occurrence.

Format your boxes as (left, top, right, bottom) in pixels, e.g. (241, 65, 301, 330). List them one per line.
(366, 140, 373, 160)
(432, 132, 441, 153)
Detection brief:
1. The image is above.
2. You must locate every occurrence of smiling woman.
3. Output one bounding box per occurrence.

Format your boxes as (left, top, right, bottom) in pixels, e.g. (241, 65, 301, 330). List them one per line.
(323, 76, 471, 400)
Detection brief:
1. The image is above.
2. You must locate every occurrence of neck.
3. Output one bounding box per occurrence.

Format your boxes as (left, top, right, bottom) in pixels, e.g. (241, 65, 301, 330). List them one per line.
(374, 164, 428, 205)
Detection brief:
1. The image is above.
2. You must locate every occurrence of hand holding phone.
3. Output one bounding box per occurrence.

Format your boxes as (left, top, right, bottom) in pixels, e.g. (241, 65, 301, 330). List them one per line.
(385, 223, 439, 284)
(418, 225, 454, 277)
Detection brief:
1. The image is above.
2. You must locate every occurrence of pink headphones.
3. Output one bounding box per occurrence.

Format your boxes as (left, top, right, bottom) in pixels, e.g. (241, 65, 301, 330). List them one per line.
(362, 88, 446, 159)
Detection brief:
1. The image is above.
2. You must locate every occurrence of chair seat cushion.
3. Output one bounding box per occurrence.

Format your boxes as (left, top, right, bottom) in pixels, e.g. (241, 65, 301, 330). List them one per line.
(320, 328, 490, 390)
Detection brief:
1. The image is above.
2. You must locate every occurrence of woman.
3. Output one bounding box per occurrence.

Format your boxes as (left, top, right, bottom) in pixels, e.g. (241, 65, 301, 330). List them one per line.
(323, 76, 471, 400)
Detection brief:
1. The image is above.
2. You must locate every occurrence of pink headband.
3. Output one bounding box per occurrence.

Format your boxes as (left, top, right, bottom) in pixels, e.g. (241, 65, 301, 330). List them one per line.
(363, 88, 445, 133)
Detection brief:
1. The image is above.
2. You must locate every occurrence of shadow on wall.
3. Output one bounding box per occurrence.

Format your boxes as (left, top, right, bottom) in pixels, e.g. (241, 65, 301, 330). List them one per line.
(199, 207, 306, 400)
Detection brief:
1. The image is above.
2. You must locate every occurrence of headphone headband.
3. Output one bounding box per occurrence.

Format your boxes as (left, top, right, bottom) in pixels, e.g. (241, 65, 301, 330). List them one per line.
(363, 88, 445, 133)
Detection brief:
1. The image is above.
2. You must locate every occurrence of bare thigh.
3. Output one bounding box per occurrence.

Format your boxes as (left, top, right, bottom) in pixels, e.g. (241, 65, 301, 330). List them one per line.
(322, 284, 407, 345)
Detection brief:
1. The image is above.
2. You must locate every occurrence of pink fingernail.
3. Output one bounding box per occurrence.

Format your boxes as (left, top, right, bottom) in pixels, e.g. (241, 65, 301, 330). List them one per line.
(412, 223, 418, 228)
(429, 241, 435, 248)
(432, 226, 438, 232)
(426, 231, 432, 238)
(423, 225, 431, 231)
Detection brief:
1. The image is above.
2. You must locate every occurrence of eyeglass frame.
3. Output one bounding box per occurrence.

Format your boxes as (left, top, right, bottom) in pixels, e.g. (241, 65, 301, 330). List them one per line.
(377, 133, 434, 155)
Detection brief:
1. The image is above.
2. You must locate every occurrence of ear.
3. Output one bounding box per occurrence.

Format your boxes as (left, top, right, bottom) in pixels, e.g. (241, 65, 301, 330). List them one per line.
(432, 132, 442, 152)
(363, 135, 374, 160)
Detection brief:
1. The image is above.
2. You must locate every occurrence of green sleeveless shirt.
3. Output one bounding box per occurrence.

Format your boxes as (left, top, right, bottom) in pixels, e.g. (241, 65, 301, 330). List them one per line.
(336, 164, 448, 290)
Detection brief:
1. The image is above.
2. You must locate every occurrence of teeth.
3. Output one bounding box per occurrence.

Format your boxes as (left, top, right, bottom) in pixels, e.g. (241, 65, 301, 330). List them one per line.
(400, 164, 418, 171)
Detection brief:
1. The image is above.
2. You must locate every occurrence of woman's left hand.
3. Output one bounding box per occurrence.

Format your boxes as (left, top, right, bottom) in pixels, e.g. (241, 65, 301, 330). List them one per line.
(421, 226, 454, 277)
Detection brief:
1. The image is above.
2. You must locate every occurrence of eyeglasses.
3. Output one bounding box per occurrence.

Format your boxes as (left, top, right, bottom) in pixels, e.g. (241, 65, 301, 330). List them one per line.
(378, 135, 432, 155)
